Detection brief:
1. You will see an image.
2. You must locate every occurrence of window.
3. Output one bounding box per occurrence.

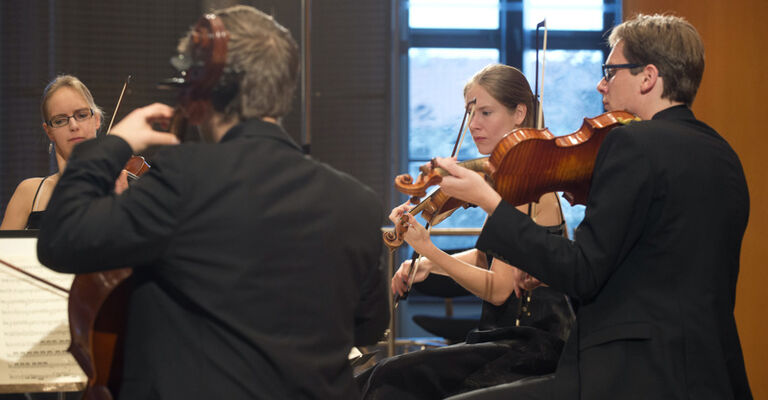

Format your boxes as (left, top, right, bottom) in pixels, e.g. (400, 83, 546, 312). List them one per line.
(401, 0, 621, 244)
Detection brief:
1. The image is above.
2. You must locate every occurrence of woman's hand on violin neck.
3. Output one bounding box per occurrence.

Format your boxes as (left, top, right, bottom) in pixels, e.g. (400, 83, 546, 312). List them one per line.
(111, 103, 180, 153)
(388, 201, 414, 225)
(391, 258, 431, 296)
(401, 214, 435, 255)
(433, 157, 502, 214)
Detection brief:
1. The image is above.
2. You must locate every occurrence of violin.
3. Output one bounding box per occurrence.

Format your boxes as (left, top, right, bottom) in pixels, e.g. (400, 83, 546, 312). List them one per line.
(382, 157, 487, 251)
(382, 96, 482, 253)
(122, 155, 151, 180)
(393, 110, 639, 209)
(65, 13, 230, 400)
(386, 100, 478, 304)
(386, 111, 637, 305)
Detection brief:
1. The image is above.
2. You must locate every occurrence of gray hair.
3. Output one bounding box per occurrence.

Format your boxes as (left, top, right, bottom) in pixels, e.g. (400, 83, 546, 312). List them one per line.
(179, 5, 299, 120)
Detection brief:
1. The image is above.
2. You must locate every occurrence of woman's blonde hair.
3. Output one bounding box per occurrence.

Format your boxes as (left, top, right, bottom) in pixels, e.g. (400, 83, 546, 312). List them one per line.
(40, 75, 103, 130)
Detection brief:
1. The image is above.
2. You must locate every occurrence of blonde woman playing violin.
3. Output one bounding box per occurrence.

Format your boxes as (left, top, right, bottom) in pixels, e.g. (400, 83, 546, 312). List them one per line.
(0, 75, 128, 230)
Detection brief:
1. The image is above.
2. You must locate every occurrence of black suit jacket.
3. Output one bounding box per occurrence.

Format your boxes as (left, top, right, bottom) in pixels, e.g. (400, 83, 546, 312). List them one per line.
(476, 106, 751, 399)
(38, 119, 388, 399)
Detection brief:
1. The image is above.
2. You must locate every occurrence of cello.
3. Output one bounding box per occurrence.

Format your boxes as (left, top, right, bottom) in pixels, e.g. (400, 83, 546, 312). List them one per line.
(65, 13, 230, 400)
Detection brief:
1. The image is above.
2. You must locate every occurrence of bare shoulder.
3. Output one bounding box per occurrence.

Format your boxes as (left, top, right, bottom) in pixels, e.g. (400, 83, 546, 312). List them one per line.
(11, 177, 45, 202)
(535, 192, 562, 226)
(513, 192, 562, 226)
(0, 177, 44, 230)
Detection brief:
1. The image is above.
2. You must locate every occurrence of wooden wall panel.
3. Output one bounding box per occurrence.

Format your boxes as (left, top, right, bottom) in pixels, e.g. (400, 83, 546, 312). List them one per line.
(623, 1, 768, 396)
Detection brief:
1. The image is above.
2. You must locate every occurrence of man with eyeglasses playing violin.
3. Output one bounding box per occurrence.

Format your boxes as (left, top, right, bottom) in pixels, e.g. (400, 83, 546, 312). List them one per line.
(410, 14, 752, 400)
(36, 5, 387, 400)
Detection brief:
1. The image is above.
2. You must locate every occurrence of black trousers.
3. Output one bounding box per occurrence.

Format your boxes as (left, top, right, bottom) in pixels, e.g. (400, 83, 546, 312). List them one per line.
(444, 374, 554, 400)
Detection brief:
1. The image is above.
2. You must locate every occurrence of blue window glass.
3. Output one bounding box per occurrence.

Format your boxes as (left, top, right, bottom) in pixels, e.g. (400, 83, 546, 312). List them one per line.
(523, 49, 604, 237)
(409, 48, 499, 162)
(523, 0, 604, 31)
(409, 0, 499, 30)
(408, 48, 499, 249)
(403, 1, 620, 244)
(398, 0, 622, 338)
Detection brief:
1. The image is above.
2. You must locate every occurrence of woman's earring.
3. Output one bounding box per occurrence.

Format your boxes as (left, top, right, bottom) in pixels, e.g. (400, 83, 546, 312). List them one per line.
(48, 142, 53, 154)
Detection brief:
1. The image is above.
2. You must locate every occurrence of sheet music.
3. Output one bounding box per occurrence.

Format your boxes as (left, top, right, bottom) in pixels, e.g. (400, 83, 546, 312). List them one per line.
(0, 236, 85, 392)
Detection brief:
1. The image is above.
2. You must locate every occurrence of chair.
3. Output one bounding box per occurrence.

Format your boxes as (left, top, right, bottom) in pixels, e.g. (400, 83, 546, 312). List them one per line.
(409, 271, 482, 344)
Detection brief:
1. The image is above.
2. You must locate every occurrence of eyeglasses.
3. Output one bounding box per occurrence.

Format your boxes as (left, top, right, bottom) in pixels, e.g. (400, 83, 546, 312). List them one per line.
(46, 108, 94, 128)
(601, 63, 643, 81)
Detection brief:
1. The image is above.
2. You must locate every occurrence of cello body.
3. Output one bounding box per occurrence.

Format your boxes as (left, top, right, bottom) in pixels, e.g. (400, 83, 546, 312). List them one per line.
(68, 269, 132, 400)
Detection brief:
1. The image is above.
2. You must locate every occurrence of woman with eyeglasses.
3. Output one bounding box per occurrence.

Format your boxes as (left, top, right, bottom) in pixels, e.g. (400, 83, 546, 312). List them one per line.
(0, 75, 128, 230)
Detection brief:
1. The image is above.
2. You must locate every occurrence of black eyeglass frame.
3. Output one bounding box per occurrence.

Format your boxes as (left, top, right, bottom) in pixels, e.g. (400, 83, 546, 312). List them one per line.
(46, 108, 94, 128)
(601, 63, 644, 81)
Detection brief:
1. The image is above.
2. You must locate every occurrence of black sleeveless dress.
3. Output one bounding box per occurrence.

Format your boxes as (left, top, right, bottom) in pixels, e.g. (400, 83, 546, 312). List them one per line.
(0, 176, 78, 400)
(25, 176, 49, 229)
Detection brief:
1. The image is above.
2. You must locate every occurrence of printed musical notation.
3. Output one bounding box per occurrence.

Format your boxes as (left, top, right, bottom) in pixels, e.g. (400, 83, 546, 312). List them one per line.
(0, 236, 85, 392)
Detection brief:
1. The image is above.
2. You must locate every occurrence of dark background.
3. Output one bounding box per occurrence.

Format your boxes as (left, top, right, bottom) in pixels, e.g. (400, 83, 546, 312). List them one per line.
(0, 0, 398, 219)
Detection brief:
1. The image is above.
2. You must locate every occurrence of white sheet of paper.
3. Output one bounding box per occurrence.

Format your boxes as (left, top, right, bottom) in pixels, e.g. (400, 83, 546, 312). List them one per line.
(0, 236, 86, 392)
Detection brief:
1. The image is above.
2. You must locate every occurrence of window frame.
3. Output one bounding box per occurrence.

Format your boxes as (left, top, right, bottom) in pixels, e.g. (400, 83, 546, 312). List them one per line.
(397, 0, 622, 207)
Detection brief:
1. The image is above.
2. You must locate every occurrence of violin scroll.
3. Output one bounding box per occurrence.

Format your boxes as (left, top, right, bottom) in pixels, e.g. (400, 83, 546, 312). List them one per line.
(382, 189, 474, 251)
(160, 13, 230, 133)
(393, 169, 443, 199)
(393, 157, 489, 198)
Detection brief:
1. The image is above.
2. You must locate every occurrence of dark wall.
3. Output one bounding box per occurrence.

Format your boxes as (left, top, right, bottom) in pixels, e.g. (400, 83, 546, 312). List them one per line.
(0, 0, 202, 216)
(0, 0, 395, 219)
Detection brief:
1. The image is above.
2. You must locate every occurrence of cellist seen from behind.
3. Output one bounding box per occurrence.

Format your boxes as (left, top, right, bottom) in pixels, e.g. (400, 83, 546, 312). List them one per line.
(37, 5, 387, 400)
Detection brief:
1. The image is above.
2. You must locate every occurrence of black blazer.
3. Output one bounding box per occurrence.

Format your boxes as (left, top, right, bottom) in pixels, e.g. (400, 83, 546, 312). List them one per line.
(38, 119, 388, 399)
(476, 106, 751, 399)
